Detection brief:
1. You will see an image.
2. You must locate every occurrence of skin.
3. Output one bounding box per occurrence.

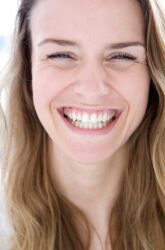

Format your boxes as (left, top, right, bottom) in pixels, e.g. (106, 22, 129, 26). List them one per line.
(31, 0, 150, 248)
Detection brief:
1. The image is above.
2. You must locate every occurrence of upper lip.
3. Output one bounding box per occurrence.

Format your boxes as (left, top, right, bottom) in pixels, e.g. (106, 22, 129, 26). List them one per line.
(57, 105, 121, 111)
(57, 106, 123, 118)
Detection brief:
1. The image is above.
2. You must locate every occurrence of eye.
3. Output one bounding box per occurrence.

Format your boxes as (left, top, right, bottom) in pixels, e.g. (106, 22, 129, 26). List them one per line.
(105, 52, 138, 70)
(47, 52, 74, 60)
(45, 52, 77, 69)
(110, 53, 137, 61)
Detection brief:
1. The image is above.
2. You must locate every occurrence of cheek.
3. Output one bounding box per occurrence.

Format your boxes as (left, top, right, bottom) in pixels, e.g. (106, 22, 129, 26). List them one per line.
(116, 66, 150, 107)
(118, 68, 150, 131)
(32, 82, 50, 112)
(32, 71, 57, 136)
(132, 71, 150, 109)
(109, 68, 150, 143)
(32, 67, 65, 109)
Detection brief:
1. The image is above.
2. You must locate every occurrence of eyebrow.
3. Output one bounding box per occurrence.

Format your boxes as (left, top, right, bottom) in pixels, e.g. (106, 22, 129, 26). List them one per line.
(38, 38, 145, 49)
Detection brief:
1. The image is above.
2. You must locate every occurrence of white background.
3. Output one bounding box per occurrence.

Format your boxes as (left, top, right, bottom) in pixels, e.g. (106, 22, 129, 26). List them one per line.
(0, 0, 19, 70)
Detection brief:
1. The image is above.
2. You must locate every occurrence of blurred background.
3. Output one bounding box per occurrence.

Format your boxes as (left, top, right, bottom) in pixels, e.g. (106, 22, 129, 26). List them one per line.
(0, 0, 19, 120)
(0, 1, 19, 247)
(0, 0, 19, 70)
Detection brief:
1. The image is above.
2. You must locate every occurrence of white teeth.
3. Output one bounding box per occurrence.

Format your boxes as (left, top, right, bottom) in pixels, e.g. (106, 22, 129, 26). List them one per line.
(89, 123, 93, 129)
(90, 113, 97, 123)
(72, 113, 77, 122)
(82, 113, 89, 123)
(77, 113, 82, 121)
(73, 120, 109, 129)
(75, 121, 80, 127)
(98, 123, 103, 129)
(64, 109, 116, 124)
(97, 114, 104, 122)
(84, 123, 89, 129)
(102, 113, 108, 122)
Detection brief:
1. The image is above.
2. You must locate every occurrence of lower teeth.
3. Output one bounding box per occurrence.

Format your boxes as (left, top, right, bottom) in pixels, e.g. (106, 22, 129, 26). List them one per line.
(66, 117, 113, 129)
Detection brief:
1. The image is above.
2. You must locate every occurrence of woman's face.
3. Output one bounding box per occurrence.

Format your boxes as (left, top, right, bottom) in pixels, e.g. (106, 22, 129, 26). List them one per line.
(31, 0, 150, 163)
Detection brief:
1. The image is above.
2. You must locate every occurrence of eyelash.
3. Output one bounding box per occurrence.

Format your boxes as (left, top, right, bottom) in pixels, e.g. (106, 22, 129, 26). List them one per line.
(47, 53, 74, 60)
(109, 53, 136, 61)
(46, 52, 137, 61)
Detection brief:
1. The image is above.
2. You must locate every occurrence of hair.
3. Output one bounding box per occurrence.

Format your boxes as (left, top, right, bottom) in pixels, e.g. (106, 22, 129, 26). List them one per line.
(0, 0, 165, 249)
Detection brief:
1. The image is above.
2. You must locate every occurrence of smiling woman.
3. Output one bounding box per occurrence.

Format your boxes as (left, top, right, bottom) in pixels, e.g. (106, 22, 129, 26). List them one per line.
(0, 0, 165, 250)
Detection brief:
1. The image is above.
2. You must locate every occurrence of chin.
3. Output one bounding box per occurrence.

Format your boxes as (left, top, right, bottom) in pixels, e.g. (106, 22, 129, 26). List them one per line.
(66, 149, 116, 165)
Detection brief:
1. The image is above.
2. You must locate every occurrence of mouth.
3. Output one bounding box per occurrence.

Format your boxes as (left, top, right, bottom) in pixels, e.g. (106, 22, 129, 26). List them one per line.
(57, 106, 122, 133)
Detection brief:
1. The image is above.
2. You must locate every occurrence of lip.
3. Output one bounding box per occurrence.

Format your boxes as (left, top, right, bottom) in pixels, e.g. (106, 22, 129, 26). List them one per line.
(57, 106, 121, 115)
(57, 107, 122, 136)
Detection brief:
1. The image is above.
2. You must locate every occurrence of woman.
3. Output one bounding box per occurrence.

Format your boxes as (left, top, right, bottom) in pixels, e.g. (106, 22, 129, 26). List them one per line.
(0, 0, 165, 249)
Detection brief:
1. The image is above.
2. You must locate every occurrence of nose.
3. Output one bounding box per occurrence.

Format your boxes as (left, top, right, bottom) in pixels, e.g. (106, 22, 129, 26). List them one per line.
(73, 62, 110, 99)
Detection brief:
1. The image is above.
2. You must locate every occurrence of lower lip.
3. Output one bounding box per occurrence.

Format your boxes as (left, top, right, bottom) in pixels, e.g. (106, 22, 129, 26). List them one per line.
(57, 108, 122, 136)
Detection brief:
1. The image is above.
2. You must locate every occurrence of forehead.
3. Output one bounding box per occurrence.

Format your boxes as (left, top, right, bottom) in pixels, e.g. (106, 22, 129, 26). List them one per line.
(31, 0, 145, 45)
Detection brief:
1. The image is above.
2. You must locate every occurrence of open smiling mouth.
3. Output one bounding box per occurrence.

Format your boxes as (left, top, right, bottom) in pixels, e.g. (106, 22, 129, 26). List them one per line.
(57, 107, 122, 134)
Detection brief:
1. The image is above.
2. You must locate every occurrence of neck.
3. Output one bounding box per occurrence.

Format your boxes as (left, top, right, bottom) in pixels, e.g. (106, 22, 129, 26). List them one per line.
(48, 140, 128, 225)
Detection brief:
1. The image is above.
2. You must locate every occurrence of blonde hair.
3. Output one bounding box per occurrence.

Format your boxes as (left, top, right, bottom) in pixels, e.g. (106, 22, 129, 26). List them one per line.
(0, 0, 165, 249)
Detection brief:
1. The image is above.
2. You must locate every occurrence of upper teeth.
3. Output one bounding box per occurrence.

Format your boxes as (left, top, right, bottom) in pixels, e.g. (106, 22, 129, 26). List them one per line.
(64, 109, 116, 123)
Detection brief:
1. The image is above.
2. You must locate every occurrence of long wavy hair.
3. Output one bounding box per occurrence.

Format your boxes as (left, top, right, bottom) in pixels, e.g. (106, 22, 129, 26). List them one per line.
(0, 0, 165, 249)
